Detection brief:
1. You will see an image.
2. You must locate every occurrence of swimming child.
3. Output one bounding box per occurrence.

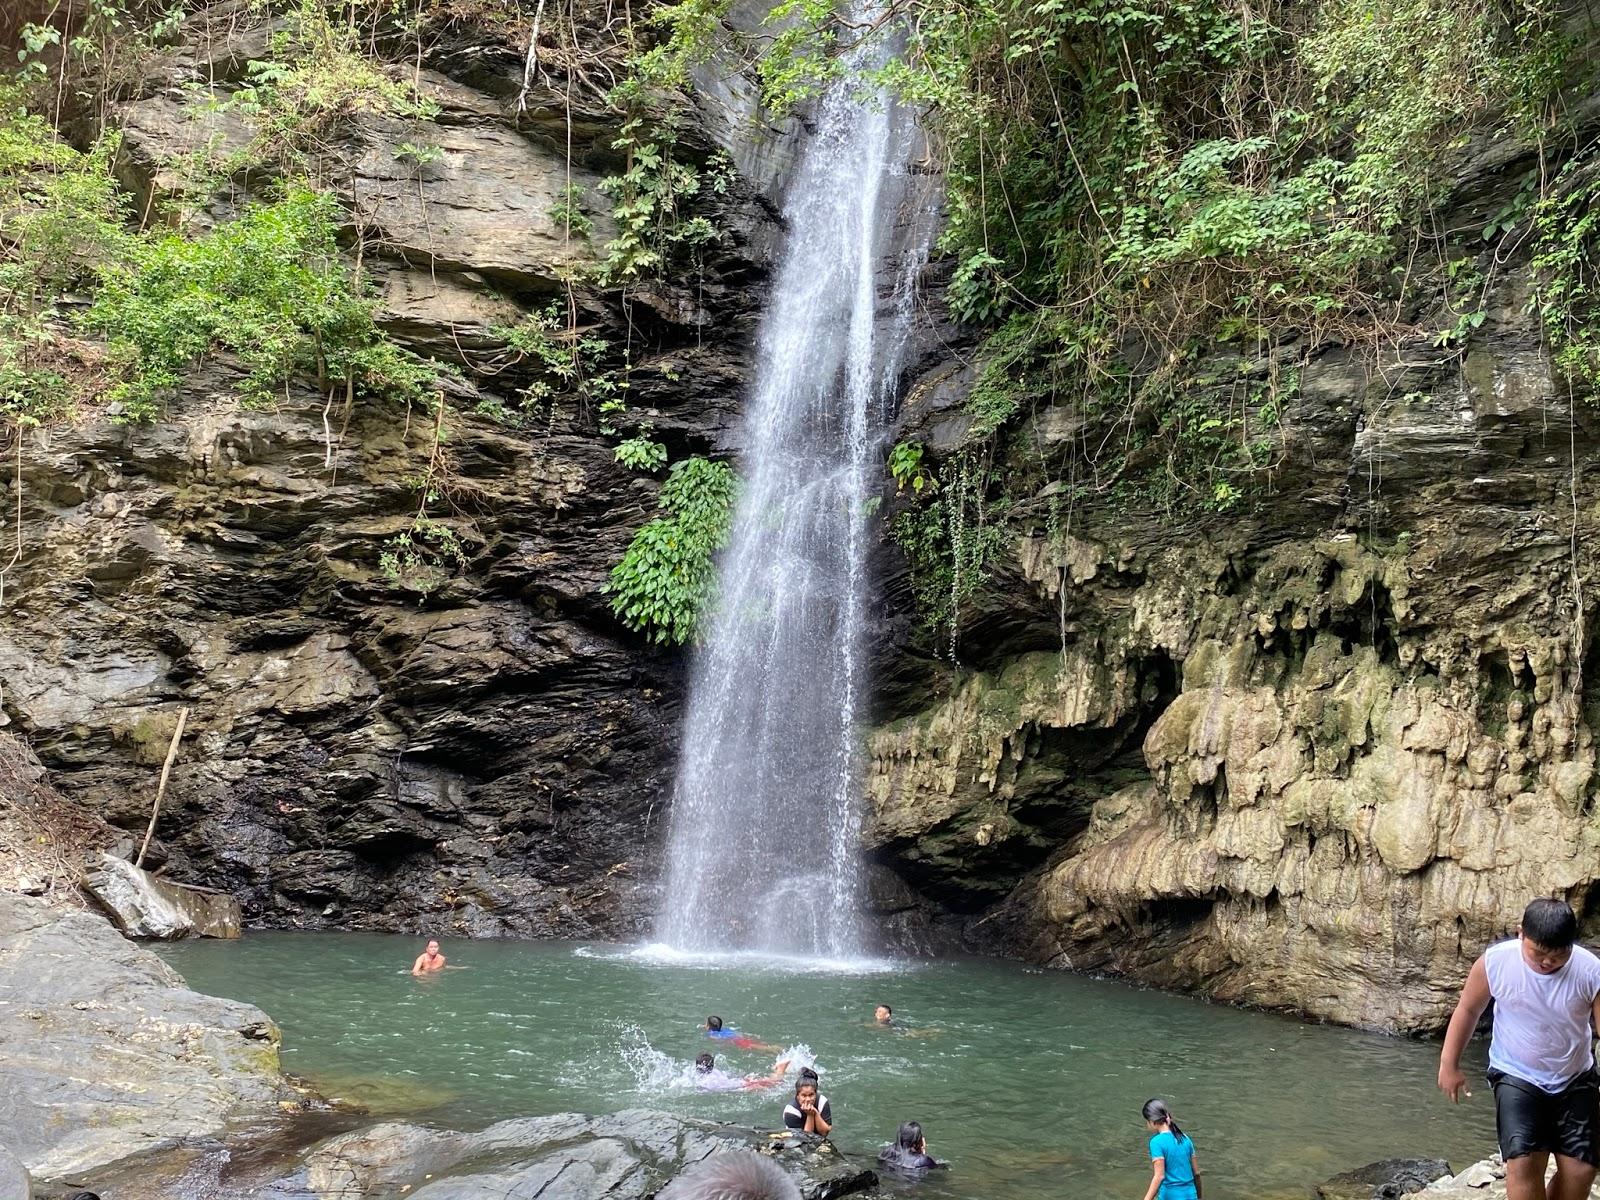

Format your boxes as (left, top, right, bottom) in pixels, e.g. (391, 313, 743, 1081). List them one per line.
(695, 1052, 794, 1092)
(874, 1004, 893, 1025)
(1142, 1099, 1200, 1200)
(879, 1121, 939, 1174)
(783, 1078, 832, 1137)
(704, 1014, 779, 1051)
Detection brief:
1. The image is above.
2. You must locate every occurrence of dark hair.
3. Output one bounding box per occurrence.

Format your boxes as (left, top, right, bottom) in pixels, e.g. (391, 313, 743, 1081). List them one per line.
(1523, 899, 1579, 950)
(707, 1015, 724, 1031)
(695, 1053, 715, 1073)
(657, 1151, 801, 1200)
(897, 1121, 924, 1151)
(879, 1004, 892, 1015)
(1143, 1098, 1186, 1142)
(67, 1193, 103, 1200)
(795, 1078, 818, 1098)
(799, 1066, 819, 1083)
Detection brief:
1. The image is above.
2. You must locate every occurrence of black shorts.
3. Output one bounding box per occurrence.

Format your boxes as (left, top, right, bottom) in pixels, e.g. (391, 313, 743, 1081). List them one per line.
(1489, 1068, 1600, 1166)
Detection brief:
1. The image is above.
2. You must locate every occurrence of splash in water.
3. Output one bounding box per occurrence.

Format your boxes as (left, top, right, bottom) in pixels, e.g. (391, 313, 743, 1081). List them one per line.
(656, 32, 937, 960)
(617, 1025, 817, 1094)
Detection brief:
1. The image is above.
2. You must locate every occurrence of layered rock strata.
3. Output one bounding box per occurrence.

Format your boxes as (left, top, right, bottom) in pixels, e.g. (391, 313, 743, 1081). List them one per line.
(0, 0, 798, 938)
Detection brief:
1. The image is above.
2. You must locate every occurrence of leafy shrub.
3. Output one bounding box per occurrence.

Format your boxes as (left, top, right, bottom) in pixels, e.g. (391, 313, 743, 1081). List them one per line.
(83, 188, 432, 420)
(379, 516, 468, 596)
(615, 434, 668, 471)
(606, 456, 737, 644)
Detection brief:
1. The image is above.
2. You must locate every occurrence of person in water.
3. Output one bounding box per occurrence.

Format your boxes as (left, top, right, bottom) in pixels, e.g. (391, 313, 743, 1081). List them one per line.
(411, 939, 446, 975)
(783, 1079, 832, 1137)
(1439, 898, 1600, 1200)
(874, 1004, 893, 1025)
(878, 1120, 939, 1173)
(1142, 1099, 1200, 1200)
(704, 1014, 778, 1051)
(695, 1052, 794, 1091)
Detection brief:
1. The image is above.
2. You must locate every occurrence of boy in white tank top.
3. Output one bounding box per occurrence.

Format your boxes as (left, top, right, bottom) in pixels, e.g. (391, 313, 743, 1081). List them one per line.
(1439, 899, 1600, 1200)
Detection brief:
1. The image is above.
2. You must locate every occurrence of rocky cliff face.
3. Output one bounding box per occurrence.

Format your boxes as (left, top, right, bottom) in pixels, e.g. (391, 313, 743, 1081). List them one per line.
(864, 106, 1600, 1030)
(8, 0, 1600, 1038)
(0, 0, 797, 938)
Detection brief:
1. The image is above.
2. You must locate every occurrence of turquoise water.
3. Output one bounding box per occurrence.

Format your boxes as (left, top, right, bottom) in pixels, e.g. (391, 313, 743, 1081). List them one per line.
(157, 934, 1495, 1200)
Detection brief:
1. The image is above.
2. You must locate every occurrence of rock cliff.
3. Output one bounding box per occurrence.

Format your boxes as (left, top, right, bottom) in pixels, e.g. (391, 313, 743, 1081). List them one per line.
(864, 87, 1600, 1030)
(7, 0, 1600, 1039)
(0, 0, 796, 938)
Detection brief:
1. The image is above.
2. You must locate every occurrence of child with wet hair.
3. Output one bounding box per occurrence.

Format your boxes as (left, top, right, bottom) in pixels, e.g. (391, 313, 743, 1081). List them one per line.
(658, 1151, 800, 1200)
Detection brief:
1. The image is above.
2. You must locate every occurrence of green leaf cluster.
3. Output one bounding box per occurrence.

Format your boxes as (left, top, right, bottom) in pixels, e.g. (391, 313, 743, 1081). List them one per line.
(0, 83, 130, 426)
(597, 112, 733, 284)
(1532, 158, 1600, 393)
(83, 188, 434, 421)
(606, 456, 738, 644)
(379, 515, 468, 596)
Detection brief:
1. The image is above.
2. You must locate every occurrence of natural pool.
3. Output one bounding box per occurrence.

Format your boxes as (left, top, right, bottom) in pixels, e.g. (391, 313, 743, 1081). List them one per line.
(157, 934, 1495, 1200)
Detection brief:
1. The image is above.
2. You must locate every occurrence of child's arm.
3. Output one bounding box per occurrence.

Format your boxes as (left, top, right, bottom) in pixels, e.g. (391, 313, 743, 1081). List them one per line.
(1439, 956, 1491, 1101)
(1142, 1153, 1165, 1200)
(1192, 1150, 1202, 1200)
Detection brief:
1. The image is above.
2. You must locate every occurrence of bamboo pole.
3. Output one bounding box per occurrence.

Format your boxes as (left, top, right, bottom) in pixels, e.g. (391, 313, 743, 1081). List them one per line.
(135, 707, 189, 870)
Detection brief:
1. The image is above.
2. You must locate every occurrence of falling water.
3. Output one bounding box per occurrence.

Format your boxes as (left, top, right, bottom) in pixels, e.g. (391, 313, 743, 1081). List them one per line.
(656, 51, 932, 960)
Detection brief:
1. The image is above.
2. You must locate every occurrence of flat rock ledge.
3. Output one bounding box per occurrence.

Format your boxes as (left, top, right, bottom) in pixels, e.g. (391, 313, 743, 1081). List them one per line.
(0, 891, 287, 1185)
(301, 1109, 883, 1200)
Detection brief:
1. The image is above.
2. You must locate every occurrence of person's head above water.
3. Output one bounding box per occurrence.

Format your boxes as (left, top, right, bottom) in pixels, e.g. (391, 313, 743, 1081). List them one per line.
(896, 1121, 925, 1152)
(874, 1004, 892, 1024)
(426, 939, 440, 953)
(658, 1150, 801, 1200)
(1142, 1098, 1185, 1140)
(706, 1015, 724, 1032)
(1519, 897, 1579, 974)
(795, 1080, 819, 1105)
(695, 1052, 715, 1074)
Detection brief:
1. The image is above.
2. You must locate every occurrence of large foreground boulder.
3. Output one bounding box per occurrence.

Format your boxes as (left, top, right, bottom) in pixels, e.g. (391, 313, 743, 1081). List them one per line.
(0, 1147, 31, 1200)
(303, 1109, 881, 1200)
(0, 892, 285, 1183)
(82, 852, 242, 939)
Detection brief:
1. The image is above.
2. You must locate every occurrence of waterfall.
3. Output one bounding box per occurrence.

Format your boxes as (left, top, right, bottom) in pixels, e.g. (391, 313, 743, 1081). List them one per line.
(655, 56, 931, 960)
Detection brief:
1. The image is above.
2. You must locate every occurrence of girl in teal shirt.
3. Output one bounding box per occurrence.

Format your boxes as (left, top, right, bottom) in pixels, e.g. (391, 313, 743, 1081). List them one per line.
(1141, 1099, 1201, 1200)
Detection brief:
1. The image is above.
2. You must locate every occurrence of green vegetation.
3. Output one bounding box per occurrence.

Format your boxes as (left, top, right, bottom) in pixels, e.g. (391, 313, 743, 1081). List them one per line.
(379, 515, 468, 595)
(224, 1, 441, 169)
(1533, 159, 1600, 392)
(85, 189, 432, 421)
(487, 303, 621, 427)
(596, 107, 734, 284)
(887, 441, 933, 493)
(0, 88, 129, 427)
(606, 456, 738, 644)
(891, 453, 1009, 649)
(615, 434, 670, 471)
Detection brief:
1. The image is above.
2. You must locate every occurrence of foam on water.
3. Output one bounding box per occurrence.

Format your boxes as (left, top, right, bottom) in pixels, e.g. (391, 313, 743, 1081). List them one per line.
(617, 1024, 818, 1095)
(612, 942, 906, 976)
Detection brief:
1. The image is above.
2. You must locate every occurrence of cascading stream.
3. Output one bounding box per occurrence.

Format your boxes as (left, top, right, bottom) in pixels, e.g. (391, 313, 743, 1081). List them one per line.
(656, 49, 931, 960)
